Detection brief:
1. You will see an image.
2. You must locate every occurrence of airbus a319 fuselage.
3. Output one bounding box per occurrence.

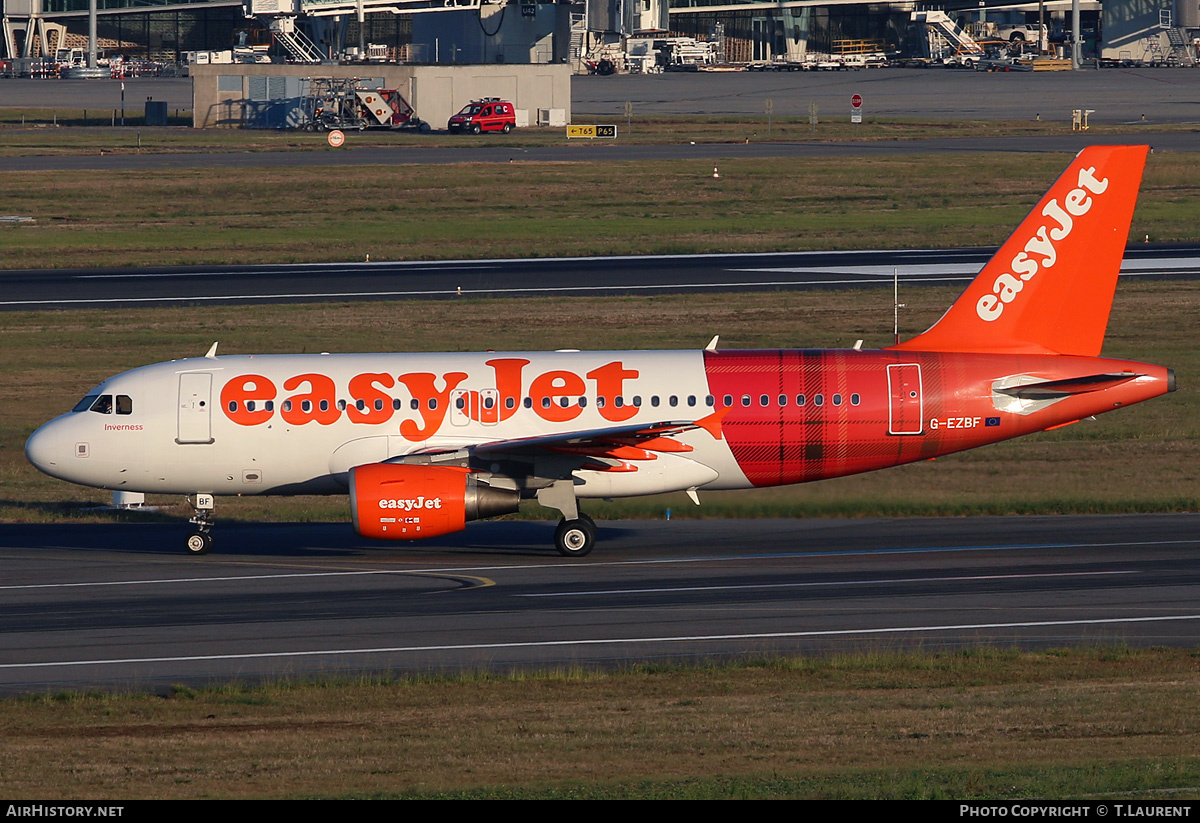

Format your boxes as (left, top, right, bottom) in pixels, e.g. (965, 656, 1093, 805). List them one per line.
(25, 145, 1175, 557)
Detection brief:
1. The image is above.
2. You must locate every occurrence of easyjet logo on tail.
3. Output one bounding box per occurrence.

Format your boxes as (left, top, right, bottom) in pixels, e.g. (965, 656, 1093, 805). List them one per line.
(976, 165, 1110, 322)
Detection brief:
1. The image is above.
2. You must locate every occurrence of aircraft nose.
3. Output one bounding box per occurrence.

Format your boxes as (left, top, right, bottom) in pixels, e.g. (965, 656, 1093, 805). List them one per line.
(25, 421, 65, 477)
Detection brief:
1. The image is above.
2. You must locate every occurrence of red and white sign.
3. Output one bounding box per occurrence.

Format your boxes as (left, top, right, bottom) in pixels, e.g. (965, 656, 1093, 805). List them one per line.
(851, 94, 863, 109)
(327, 130, 345, 148)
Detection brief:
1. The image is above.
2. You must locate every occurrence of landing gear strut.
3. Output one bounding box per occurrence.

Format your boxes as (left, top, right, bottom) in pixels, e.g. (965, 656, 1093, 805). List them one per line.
(537, 480, 596, 558)
(186, 493, 215, 555)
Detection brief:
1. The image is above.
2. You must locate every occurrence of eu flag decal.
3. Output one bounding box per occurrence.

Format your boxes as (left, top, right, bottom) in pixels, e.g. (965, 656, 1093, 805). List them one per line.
(985, 417, 1001, 427)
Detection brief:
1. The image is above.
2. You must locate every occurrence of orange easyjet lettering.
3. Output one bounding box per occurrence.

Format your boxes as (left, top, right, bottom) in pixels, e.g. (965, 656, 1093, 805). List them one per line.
(221, 374, 276, 426)
(396, 372, 468, 439)
(218, 360, 641, 440)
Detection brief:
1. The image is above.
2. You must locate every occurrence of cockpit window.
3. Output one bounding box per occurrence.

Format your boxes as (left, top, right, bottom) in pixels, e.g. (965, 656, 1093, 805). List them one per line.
(73, 394, 100, 413)
(89, 395, 113, 414)
(116, 395, 133, 415)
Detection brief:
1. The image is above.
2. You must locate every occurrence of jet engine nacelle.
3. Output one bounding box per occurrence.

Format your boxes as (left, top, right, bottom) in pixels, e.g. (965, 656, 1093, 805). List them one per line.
(349, 463, 520, 540)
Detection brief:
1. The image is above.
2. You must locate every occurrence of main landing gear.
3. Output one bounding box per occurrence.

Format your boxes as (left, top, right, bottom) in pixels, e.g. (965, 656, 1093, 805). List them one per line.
(186, 493, 215, 556)
(538, 481, 596, 558)
(554, 514, 597, 558)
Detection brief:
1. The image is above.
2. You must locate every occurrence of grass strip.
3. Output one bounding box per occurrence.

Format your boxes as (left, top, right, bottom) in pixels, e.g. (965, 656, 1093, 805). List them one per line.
(5, 647, 1200, 799)
(0, 151, 1196, 269)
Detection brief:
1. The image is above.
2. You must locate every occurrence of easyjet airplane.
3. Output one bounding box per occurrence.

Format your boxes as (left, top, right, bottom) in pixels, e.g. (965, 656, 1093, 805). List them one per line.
(25, 145, 1174, 557)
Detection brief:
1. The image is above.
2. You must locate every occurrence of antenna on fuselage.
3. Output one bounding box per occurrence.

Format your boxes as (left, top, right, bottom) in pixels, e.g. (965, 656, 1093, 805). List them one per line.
(205, 342, 219, 359)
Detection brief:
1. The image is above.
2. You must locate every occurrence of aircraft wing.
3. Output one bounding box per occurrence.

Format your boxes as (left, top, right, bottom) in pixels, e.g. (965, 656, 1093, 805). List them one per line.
(475, 410, 726, 454)
(395, 409, 728, 466)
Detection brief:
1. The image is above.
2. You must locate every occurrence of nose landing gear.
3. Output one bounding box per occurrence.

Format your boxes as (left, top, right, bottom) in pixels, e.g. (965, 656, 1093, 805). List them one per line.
(186, 493, 215, 555)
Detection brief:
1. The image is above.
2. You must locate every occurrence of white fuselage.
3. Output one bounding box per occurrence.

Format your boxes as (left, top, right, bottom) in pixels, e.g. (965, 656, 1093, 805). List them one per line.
(25, 350, 749, 498)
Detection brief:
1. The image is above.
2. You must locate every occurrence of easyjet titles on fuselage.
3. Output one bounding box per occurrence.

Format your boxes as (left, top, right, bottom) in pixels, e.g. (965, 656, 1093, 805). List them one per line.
(219, 357, 643, 442)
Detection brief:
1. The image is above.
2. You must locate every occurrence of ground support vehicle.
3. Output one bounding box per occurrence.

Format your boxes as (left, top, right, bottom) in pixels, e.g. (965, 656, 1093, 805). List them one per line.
(447, 99, 516, 134)
(355, 89, 430, 132)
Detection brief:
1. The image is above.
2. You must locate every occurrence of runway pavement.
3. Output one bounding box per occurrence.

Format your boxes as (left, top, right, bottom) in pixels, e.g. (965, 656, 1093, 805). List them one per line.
(3, 514, 1200, 693)
(4, 244, 1198, 310)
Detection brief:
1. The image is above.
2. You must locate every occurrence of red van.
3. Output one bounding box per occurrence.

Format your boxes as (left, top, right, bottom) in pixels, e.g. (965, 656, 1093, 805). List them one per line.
(447, 98, 516, 134)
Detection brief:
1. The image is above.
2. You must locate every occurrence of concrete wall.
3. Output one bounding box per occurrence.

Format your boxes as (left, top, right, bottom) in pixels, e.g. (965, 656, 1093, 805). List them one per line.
(1101, 0, 1173, 61)
(410, 6, 565, 64)
(190, 62, 571, 129)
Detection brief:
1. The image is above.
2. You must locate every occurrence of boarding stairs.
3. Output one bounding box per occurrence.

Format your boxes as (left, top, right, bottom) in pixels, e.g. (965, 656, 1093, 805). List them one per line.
(911, 10, 984, 58)
(269, 16, 324, 64)
(1165, 27, 1196, 66)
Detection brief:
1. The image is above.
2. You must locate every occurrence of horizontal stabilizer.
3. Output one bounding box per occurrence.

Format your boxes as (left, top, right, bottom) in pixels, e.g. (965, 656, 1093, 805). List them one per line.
(995, 372, 1141, 400)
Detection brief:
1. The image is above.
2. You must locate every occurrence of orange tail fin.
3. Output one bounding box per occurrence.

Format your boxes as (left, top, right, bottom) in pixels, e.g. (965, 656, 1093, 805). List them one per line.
(889, 145, 1149, 357)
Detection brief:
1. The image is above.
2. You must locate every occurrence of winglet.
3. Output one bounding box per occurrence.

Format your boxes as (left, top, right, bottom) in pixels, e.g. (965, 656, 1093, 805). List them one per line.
(889, 145, 1149, 357)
